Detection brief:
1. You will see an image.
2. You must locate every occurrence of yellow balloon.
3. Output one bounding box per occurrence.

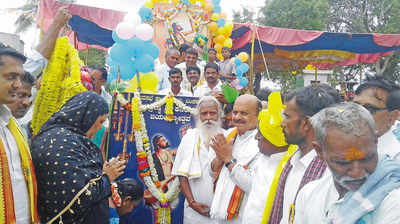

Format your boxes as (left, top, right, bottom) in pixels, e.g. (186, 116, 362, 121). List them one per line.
(204, 3, 213, 13)
(215, 34, 225, 44)
(144, 0, 154, 8)
(217, 27, 225, 36)
(189, 0, 196, 4)
(126, 72, 159, 93)
(211, 13, 220, 22)
(208, 22, 218, 33)
(153, 0, 160, 2)
(225, 22, 234, 31)
(214, 43, 223, 52)
(220, 12, 227, 19)
(224, 38, 232, 48)
(238, 52, 249, 62)
(217, 52, 224, 61)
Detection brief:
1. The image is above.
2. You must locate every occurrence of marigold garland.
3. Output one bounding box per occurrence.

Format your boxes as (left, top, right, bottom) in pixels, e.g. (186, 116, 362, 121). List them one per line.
(165, 94, 174, 122)
(131, 97, 141, 130)
(31, 36, 86, 135)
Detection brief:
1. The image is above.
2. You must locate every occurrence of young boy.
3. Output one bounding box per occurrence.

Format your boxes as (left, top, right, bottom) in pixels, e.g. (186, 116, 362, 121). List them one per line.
(219, 47, 236, 82)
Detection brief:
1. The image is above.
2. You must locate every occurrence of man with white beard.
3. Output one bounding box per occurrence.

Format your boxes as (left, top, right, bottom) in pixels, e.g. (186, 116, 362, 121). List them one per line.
(172, 95, 223, 224)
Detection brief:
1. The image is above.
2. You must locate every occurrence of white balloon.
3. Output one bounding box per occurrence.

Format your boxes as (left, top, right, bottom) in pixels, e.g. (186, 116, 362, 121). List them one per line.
(116, 22, 136, 40)
(135, 23, 154, 41)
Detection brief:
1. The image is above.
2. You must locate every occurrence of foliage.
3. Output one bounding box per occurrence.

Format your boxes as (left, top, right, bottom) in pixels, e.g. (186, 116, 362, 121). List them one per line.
(78, 48, 107, 67)
(13, 0, 75, 33)
(258, 0, 329, 30)
(232, 8, 256, 24)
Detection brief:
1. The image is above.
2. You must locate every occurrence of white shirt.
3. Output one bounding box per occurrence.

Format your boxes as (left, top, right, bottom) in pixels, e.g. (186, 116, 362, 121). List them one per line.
(155, 63, 172, 91)
(172, 129, 217, 224)
(0, 105, 30, 223)
(378, 121, 400, 160)
(279, 149, 329, 224)
(242, 152, 287, 224)
(194, 81, 223, 98)
(101, 86, 112, 104)
(210, 129, 259, 224)
(158, 88, 193, 97)
(23, 49, 48, 78)
(294, 173, 400, 224)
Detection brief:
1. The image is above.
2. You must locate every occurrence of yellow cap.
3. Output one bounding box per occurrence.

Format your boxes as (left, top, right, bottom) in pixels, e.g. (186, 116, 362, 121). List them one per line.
(258, 92, 288, 147)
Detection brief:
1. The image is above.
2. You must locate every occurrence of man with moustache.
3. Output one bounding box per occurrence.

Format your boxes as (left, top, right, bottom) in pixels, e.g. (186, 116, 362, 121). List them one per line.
(172, 96, 223, 224)
(156, 48, 181, 91)
(209, 94, 261, 223)
(0, 47, 40, 223)
(294, 102, 400, 224)
(176, 48, 205, 92)
(266, 84, 341, 224)
(159, 68, 192, 96)
(242, 92, 297, 224)
(6, 71, 35, 138)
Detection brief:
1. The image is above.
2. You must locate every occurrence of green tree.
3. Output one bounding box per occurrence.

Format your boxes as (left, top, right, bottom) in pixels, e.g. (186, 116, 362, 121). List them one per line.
(13, 0, 75, 33)
(79, 48, 107, 67)
(232, 8, 256, 24)
(258, 0, 329, 30)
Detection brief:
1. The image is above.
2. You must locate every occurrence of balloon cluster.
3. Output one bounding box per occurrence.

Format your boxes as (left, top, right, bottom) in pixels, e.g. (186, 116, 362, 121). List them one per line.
(106, 13, 160, 82)
(143, 0, 207, 9)
(231, 52, 250, 89)
(206, 0, 234, 61)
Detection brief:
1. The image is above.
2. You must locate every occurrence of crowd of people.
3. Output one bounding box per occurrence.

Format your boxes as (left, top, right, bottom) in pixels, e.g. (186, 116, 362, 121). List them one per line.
(1, 7, 400, 224)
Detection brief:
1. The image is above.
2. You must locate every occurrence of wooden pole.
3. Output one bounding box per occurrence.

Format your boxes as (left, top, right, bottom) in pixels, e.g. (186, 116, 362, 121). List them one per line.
(249, 24, 256, 95)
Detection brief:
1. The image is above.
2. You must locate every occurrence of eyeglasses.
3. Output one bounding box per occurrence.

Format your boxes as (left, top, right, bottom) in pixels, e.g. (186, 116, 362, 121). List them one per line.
(362, 105, 387, 115)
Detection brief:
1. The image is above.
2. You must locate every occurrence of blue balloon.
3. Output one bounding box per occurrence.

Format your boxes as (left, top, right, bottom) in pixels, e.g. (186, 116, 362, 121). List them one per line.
(109, 43, 134, 64)
(212, 0, 221, 4)
(139, 6, 153, 23)
(234, 58, 242, 67)
(182, 0, 190, 5)
(119, 61, 138, 80)
(217, 18, 226, 27)
(239, 63, 250, 73)
(213, 5, 221, 13)
(236, 67, 243, 76)
(146, 43, 160, 59)
(127, 37, 145, 51)
(105, 56, 113, 66)
(239, 77, 248, 87)
(136, 54, 155, 73)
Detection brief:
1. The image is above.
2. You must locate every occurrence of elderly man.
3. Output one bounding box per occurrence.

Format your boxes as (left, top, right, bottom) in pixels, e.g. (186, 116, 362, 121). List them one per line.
(208, 94, 261, 223)
(172, 96, 223, 224)
(156, 48, 180, 91)
(294, 102, 400, 224)
(0, 47, 39, 223)
(90, 67, 112, 104)
(353, 75, 400, 159)
(242, 92, 297, 224)
(266, 84, 341, 224)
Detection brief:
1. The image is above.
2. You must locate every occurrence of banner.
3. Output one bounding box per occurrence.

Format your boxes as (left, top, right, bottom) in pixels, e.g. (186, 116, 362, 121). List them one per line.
(106, 93, 198, 224)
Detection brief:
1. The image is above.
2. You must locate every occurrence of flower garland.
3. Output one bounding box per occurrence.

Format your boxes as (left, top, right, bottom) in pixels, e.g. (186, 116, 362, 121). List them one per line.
(31, 36, 86, 135)
(117, 92, 195, 224)
(165, 94, 174, 122)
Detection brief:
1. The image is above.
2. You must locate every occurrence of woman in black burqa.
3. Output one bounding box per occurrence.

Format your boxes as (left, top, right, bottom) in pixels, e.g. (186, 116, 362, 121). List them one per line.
(31, 92, 126, 223)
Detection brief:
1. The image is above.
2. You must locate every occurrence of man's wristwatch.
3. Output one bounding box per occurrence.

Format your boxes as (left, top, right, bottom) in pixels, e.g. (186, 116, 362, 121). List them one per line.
(225, 158, 237, 168)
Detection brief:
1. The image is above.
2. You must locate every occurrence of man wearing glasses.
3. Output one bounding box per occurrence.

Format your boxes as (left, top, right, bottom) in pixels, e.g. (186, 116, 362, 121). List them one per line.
(353, 75, 400, 159)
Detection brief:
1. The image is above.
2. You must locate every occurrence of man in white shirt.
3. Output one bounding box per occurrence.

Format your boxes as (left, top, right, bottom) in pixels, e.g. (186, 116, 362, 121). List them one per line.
(172, 96, 223, 224)
(267, 84, 341, 224)
(156, 48, 180, 91)
(0, 47, 36, 223)
(379, 89, 400, 160)
(90, 67, 112, 104)
(242, 92, 296, 224)
(209, 94, 261, 223)
(158, 67, 192, 96)
(295, 102, 400, 224)
(6, 71, 35, 138)
(194, 62, 227, 104)
(176, 47, 205, 92)
(353, 76, 400, 159)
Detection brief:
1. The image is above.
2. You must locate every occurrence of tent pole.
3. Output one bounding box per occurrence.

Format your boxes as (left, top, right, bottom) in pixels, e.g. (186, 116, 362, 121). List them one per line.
(249, 24, 256, 95)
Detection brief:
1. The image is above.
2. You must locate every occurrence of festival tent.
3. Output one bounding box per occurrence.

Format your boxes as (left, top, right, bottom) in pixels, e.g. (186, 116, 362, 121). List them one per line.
(37, 0, 126, 50)
(231, 23, 400, 73)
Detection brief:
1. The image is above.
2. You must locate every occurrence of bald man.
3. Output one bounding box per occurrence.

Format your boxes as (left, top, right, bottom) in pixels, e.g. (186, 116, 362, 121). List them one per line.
(156, 48, 180, 91)
(209, 94, 262, 223)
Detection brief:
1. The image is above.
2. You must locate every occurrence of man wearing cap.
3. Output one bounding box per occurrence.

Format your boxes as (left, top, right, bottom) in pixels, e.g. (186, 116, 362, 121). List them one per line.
(242, 92, 297, 224)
